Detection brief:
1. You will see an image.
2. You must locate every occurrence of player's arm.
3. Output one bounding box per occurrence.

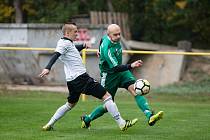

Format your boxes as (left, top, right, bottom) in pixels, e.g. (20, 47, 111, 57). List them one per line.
(75, 44, 86, 51)
(97, 38, 103, 57)
(102, 46, 143, 72)
(39, 52, 61, 77)
(102, 44, 130, 72)
(45, 52, 61, 70)
(75, 42, 91, 52)
(112, 60, 143, 72)
(102, 42, 143, 72)
(112, 64, 132, 72)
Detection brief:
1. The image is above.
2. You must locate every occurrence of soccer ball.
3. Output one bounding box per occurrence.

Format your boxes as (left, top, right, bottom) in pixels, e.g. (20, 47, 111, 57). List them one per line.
(134, 79, 150, 95)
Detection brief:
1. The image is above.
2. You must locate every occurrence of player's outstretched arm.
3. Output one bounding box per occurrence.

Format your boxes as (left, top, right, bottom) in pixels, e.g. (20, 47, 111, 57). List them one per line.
(39, 52, 61, 77)
(131, 60, 143, 68)
(111, 60, 143, 73)
(39, 69, 50, 77)
(75, 42, 91, 51)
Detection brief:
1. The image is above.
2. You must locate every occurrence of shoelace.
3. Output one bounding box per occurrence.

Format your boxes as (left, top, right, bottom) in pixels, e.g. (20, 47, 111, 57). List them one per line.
(81, 116, 91, 128)
(122, 120, 132, 131)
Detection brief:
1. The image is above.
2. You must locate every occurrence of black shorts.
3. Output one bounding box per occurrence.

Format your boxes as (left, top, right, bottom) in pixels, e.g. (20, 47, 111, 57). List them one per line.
(66, 73, 106, 103)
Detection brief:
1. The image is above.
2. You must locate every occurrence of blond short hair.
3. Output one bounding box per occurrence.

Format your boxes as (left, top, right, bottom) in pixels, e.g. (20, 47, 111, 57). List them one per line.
(62, 22, 77, 35)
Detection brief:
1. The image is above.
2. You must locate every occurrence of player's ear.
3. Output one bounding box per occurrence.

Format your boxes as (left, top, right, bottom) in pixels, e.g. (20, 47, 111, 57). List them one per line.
(65, 31, 70, 36)
(107, 30, 110, 35)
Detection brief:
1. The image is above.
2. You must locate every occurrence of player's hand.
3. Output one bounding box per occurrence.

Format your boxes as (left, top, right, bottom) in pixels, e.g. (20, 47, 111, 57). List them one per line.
(84, 42, 91, 49)
(39, 69, 50, 77)
(131, 60, 143, 68)
(96, 50, 100, 57)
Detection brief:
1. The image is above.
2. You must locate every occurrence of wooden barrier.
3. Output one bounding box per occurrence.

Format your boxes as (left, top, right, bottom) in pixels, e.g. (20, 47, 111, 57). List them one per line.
(90, 11, 131, 39)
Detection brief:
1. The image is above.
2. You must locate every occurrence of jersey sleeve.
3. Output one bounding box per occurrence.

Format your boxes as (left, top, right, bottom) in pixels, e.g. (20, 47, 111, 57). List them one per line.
(101, 42, 119, 68)
(45, 52, 61, 70)
(55, 42, 68, 54)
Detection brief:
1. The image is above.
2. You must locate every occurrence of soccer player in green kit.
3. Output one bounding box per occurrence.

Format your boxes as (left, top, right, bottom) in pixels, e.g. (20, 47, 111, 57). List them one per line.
(81, 24, 163, 129)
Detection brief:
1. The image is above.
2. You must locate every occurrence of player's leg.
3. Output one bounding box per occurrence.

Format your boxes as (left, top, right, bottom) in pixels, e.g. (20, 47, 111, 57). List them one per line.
(128, 84, 152, 119)
(81, 87, 118, 128)
(42, 102, 75, 131)
(83, 75, 138, 131)
(81, 73, 118, 128)
(81, 104, 107, 128)
(42, 81, 81, 131)
(121, 71, 164, 125)
(127, 84, 164, 126)
(102, 92, 138, 131)
(120, 71, 152, 118)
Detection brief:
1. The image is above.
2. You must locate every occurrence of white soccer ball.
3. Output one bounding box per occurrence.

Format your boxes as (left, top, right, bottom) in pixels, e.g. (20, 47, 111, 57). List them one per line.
(134, 79, 150, 95)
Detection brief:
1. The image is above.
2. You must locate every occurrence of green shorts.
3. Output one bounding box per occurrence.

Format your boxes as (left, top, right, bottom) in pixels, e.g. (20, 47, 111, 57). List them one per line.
(100, 70, 136, 97)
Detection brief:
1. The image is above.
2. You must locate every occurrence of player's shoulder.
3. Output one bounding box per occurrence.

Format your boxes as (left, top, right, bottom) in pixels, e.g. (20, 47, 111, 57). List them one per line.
(101, 35, 111, 46)
(58, 38, 72, 44)
(58, 38, 74, 47)
(102, 35, 110, 42)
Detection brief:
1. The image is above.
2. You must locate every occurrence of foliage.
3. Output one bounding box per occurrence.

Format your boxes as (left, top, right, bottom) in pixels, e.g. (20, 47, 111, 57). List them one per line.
(23, 0, 79, 23)
(0, 0, 210, 49)
(0, 0, 14, 22)
(128, 0, 210, 49)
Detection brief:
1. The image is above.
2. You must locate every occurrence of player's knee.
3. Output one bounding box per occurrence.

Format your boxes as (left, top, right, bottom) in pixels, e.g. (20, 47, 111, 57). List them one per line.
(67, 96, 79, 104)
(102, 92, 112, 101)
(67, 101, 77, 109)
(128, 84, 137, 96)
(103, 96, 117, 112)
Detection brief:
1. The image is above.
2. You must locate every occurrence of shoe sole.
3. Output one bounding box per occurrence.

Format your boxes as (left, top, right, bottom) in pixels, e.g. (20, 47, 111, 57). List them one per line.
(149, 111, 164, 126)
(81, 116, 91, 129)
(121, 118, 138, 131)
(132, 118, 138, 126)
(42, 126, 53, 131)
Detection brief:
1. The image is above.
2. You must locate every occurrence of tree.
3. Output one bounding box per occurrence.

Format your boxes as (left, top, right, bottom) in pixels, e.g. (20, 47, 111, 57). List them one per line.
(0, 0, 210, 49)
(0, 0, 14, 23)
(124, 0, 210, 49)
(107, 0, 114, 12)
(13, 0, 23, 23)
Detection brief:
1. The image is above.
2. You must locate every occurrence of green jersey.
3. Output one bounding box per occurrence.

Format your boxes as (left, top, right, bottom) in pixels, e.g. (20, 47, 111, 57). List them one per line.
(99, 35, 122, 73)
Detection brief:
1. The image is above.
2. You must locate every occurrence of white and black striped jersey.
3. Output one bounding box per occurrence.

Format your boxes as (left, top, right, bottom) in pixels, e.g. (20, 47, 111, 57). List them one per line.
(55, 38, 86, 81)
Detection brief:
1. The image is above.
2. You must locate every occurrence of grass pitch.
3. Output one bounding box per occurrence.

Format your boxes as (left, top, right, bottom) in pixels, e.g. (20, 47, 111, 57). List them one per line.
(0, 89, 210, 140)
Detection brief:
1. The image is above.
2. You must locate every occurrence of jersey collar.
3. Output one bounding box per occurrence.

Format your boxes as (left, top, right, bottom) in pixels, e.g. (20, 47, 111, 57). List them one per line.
(107, 35, 119, 44)
(61, 37, 73, 42)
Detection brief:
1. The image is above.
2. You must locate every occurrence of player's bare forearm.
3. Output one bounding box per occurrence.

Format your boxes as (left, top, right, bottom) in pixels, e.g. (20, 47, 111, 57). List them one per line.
(39, 69, 50, 77)
(131, 60, 143, 68)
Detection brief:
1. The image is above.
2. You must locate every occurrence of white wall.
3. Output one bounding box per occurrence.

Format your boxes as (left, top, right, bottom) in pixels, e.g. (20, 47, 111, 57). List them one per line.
(0, 23, 187, 87)
(0, 24, 28, 45)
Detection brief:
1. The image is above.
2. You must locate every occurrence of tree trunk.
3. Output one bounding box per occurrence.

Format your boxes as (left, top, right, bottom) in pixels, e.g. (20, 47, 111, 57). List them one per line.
(107, 0, 114, 12)
(13, 0, 23, 23)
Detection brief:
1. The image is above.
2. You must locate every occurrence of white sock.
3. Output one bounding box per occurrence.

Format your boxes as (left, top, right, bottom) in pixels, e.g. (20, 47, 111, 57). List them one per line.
(47, 102, 71, 126)
(104, 96, 125, 127)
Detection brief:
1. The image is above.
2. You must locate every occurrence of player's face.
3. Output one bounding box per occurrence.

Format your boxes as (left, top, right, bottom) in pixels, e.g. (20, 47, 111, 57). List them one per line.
(68, 26, 78, 41)
(109, 28, 121, 42)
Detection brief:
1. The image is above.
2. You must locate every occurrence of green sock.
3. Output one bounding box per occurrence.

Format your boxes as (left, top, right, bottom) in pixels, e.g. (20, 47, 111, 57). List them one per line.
(85, 105, 107, 123)
(135, 95, 152, 119)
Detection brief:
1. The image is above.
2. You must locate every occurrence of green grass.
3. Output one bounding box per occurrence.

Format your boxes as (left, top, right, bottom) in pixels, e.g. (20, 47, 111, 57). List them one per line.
(0, 89, 210, 140)
(153, 78, 210, 95)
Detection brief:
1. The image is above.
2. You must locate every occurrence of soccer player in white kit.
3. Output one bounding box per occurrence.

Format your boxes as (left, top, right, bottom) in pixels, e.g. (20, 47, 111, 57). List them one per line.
(39, 22, 138, 131)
